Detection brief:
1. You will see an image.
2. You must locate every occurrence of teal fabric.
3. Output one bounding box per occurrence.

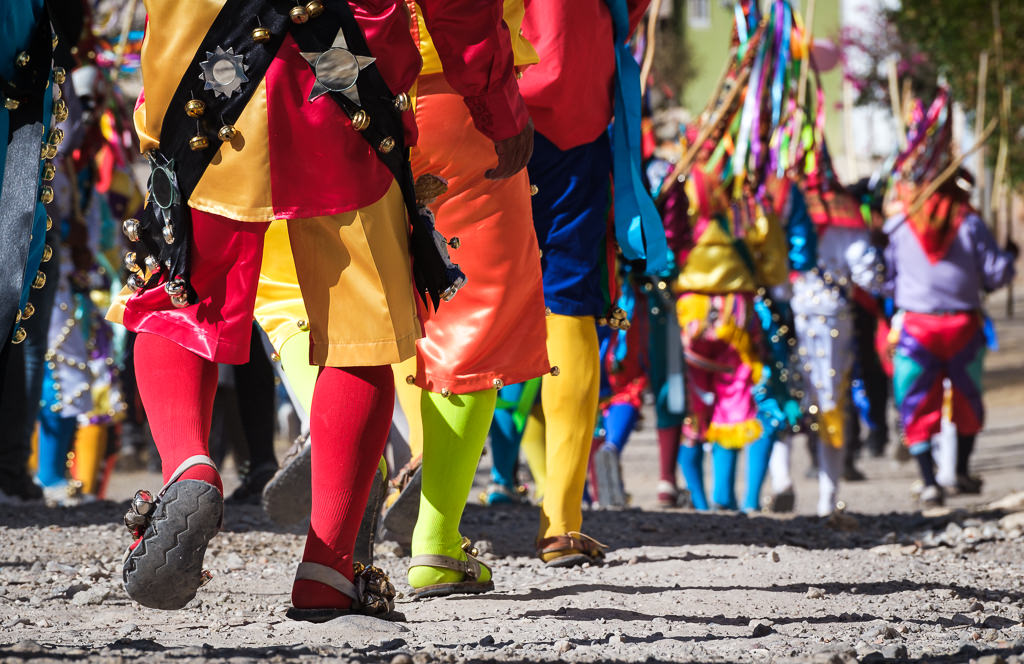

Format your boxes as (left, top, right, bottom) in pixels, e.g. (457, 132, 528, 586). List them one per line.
(603, 0, 667, 274)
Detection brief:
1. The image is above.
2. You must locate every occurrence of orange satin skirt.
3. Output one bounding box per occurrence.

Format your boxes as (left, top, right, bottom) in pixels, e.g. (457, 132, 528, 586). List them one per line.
(405, 75, 550, 394)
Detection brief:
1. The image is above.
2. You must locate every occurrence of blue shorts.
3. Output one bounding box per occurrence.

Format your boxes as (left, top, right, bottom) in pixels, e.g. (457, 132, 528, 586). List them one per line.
(528, 131, 611, 318)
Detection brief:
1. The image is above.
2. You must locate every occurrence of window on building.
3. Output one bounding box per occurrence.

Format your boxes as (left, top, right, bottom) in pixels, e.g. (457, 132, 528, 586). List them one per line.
(688, 0, 711, 29)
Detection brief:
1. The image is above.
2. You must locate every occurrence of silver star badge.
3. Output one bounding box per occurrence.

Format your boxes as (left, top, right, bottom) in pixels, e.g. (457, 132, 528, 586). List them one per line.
(299, 28, 375, 104)
(199, 46, 249, 98)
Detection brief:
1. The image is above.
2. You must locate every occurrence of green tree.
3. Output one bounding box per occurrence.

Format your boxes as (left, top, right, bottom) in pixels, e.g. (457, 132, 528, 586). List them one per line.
(848, 1, 1024, 183)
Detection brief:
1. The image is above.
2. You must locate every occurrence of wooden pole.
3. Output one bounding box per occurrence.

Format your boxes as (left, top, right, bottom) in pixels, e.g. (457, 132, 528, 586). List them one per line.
(887, 59, 905, 150)
(639, 0, 665, 97)
(975, 51, 989, 214)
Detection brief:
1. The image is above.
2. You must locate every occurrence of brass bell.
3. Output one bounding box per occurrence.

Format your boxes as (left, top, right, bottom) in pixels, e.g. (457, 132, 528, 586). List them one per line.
(46, 215, 53, 231)
(550, 366, 560, 376)
(12, 328, 27, 344)
(378, 136, 395, 153)
(492, 378, 504, 389)
(48, 128, 64, 146)
(127, 273, 145, 291)
(15, 52, 29, 67)
(32, 271, 46, 289)
(351, 109, 370, 131)
(393, 92, 411, 112)
(305, 0, 325, 18)
(296, 319, 310, 331)
(40, 185, 54, 204)
(251, 26, 272, 43)
(41, 143, 58, 159)
(41, 162, 55, 181)
(162, 224, 176, 244)
(440, 387, 451, 398)
(185, 99, 206, 117)
(132, 490, 156, 516)
(22, 303, 35, 319)
(271, 352, 281, 362)
(530, 185, 539, 196)
(122, 218, 140, 242)
(448, 237, 460, 249)
(170, 292, 190, 308)
(405, 375, 415, 384)
(189, 133, 210, 151)
(52, 34, 58, 48)
(290, 4, 310, 23)
(217, 124, 237, 141)
(41, 244, 53, 262)
(124, 251, 141, 273)
(144, 255, 161, 272)
(52, 66, 66, 84)
(4, 97, 20, 110)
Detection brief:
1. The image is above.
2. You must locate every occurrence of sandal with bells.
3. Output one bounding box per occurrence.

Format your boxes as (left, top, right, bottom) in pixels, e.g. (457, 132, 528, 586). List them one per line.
(408, 537, 494, 599)
(121, 455, 223, 610)
(286, 561, 398, 623)
(536, 531, 608, 568)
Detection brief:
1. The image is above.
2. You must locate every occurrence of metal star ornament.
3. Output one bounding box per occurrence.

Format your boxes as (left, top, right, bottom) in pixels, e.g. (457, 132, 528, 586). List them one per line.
(299, 27, 375, 104)
(199, 46, 249, 98)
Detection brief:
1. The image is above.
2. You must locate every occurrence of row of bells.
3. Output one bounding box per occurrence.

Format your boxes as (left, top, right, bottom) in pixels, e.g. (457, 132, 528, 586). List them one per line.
(183, 98, 409, 155)
(12, 76, 65, 345)
(3, 38, 66, 109)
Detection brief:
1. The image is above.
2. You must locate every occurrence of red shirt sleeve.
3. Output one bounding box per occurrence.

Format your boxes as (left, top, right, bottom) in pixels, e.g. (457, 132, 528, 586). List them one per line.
(415, 0, 529, 142)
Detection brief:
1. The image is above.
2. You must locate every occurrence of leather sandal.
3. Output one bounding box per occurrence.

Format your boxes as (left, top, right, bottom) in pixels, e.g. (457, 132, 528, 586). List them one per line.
(408, 538, 494, 599)
(286, 561, 398, 623)
(121, 455, 223, 610)
(536, 531, 608, 568)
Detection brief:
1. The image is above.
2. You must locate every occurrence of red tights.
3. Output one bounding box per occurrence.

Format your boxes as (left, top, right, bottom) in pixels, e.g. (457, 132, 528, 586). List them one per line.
(134, 332, 394, 610)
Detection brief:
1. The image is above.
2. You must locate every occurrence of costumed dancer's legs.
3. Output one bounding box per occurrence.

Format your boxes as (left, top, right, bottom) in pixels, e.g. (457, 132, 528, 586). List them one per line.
(402, 82, 549, 588)
(293, 364, 394, 610)
(529, 130, 609, 563)
(35, 360, 77, 489)
(539, 313, 600, 540)
(649, 303, 684, 504)
(893, 312, 985, 504)
(793, 307, 854, 517)
(707, 344, 760, 511)
(408, 389, 497, 589)
(488, 382, 528, 501)
(520, 403, 547, 501)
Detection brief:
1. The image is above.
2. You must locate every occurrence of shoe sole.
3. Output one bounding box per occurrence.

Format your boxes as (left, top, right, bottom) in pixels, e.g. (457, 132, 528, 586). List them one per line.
(379, 466, 422, 547)
(262, 442, 312, 526)
(123, 480, 222, 610)
(593, 448, 626, 508)
(768, 492, 795, 513)
(354, 469, 386, 567)
(408, 580, 494, 600)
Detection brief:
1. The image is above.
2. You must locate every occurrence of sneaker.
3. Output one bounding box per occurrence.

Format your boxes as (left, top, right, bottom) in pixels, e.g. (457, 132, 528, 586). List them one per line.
(656, 481, 678, 508)
(592, 445, 626, 508)
(919, 484, 945, 509)
(955, 473, 983, 495)
(261, 434, 311, 525)
(764, 487, 795, 513)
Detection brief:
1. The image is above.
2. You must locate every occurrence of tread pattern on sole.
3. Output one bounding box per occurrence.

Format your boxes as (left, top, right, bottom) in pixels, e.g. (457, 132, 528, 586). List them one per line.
(123, 481, 223, 610)
(262, 443, 312, 526)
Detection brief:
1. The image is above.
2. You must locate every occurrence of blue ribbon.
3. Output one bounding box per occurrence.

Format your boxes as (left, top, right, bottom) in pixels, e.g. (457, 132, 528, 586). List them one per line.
(605, 0, 667, 274)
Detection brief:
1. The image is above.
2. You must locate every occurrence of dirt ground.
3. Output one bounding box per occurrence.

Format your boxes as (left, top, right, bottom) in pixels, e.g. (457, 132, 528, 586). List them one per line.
(3, 295, 1024, 663)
